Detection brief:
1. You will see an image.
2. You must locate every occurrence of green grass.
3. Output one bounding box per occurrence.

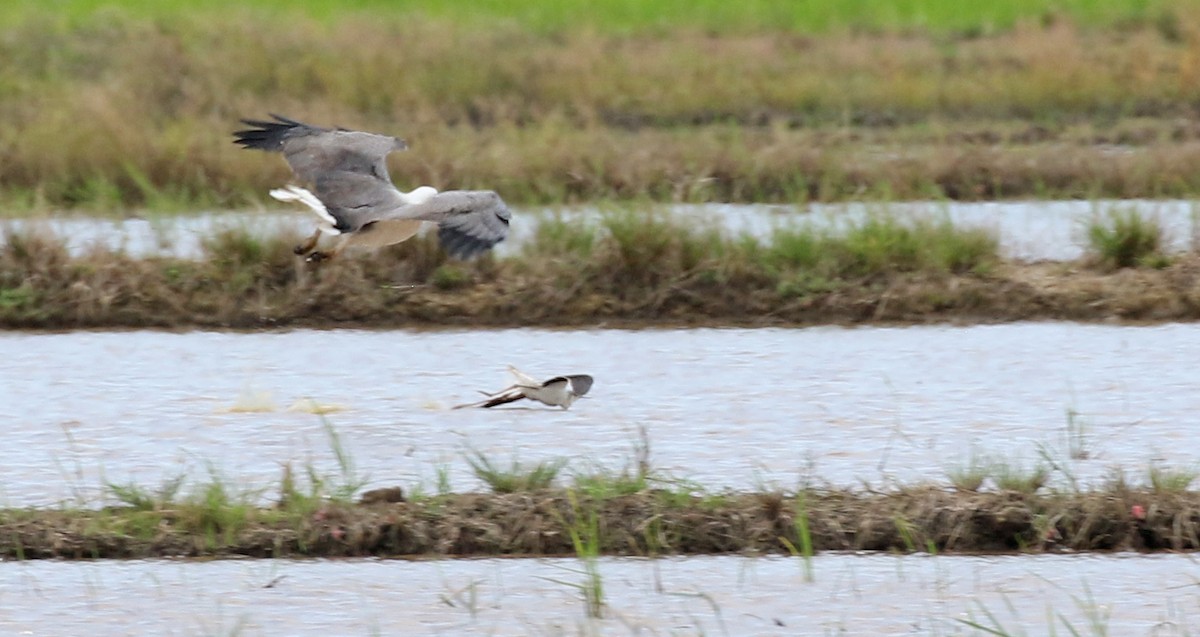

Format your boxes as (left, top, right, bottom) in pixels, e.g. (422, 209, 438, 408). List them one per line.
(96, 421, 369, 550)
(946, 451, 990, 492)
(1148, 463, 1198, 494)
(1085, 209, 1168, 269)
(105, 474, 186, 511)
(562, 488, 605, 619)
(991, 459, 1051, 494)
(466, 451, 566, 494)
(171, 468, 258, 547)
(529, 208, 1001, 295)
(5, 0, 1194, 34)
(780, 492, 816, 582)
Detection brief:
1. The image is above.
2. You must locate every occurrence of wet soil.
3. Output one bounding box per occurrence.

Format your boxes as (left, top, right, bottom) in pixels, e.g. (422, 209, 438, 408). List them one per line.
(2, 486, 1193, 560)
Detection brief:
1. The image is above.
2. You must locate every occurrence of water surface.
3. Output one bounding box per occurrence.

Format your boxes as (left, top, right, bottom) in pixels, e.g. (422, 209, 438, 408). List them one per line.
(4, 199, 1196, 261)
(1, 553, 1196, 635)
(2, 324, 1195, 506)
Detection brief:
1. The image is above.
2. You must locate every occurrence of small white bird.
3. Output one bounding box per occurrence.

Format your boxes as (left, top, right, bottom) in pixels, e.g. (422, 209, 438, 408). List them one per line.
(455, 366, 594, 410)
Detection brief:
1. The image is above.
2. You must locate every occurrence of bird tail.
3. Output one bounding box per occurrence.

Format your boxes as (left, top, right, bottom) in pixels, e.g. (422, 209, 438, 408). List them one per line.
(270, 185, 340, 234)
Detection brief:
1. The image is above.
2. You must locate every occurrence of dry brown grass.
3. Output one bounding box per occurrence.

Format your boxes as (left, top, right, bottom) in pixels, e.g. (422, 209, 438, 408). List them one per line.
(6, 13, 1200, 208)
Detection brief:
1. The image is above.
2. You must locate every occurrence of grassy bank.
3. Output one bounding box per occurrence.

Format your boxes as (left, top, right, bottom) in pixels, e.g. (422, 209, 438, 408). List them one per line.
(2, 444, 1195, 560)
(4, 486, 1193, 560)
(2, 209, 1198, 329)
(5, 3, 1200, 209)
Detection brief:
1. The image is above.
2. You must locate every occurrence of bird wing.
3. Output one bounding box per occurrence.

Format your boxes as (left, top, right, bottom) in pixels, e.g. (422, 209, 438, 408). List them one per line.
(379, 190, 511, 259)
(543, 374, 593, 396)
(479, 389, 528, 408)
(507, 365, 542, 388)
(565, 375, 594, 397)
(451, 384, 528, 409)
(309, 171, 407, 233)
(233, 113, 405, 186)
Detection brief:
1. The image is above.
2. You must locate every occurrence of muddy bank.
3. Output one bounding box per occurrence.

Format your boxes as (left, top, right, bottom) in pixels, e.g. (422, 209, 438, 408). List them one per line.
(2, 224, 1200, 329)
(1, 486, 1193, 560)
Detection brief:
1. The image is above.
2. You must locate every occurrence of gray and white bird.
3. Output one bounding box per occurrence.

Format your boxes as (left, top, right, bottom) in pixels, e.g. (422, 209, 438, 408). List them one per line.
(233, 114, 510, 261)
(454, 366, 594, 410)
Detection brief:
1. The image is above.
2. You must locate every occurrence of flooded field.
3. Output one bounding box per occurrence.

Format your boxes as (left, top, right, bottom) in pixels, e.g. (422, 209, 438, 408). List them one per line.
(4, 199, 1197, 262)
(2, 552, 1197, 635)
(2, 323, 1196, 507)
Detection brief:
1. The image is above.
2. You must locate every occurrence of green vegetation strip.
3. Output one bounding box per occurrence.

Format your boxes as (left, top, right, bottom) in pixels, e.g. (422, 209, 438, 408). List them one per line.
(5, 4, 1200, 209)
(1, 210, 1195, 328)
(7, 0, 1193, 34)
(2, 475, 1195, 560)
(4, 423, 1193, 561)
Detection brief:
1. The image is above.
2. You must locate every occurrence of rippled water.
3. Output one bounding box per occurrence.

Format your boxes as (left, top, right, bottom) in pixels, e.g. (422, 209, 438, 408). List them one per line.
(2, 553, 1197, 635)
(2, 324, 1197, 507)
(3, 199, 1197, 261)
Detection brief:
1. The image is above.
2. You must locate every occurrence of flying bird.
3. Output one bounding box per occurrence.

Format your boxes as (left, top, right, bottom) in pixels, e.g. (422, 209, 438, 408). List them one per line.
(233, 114, 510, 261)
(454, 366, 594, 410)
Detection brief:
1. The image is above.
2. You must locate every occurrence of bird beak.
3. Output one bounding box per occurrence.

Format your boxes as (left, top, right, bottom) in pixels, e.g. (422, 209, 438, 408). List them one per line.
(393, 138, 409, 151)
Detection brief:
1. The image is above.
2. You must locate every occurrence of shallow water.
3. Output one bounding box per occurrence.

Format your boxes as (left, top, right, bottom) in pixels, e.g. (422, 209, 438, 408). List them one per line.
(1, 553, 1197, 635)
(1, 324, 1196, 507)
(3, 199, 1196, 261)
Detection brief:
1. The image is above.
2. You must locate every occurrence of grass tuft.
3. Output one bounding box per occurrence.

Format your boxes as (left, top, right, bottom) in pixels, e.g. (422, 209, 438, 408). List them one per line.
(105, 474, 186, 511)
(466, 451, 566, 494)
(990, 459, 1051, 494)
(1147, 463, 1197, 494)
(946, 452, 990, 492)
(175, 468, 256, 546)
(1085, 208, 1168, 270)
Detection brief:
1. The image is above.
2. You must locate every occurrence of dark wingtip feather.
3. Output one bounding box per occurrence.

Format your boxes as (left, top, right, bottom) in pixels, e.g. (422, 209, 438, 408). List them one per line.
(435, 199, 511, 259)
(481, 392, 525, 408)
(437, 224, 502, 260)
(231, 114, 311, 151)
(269, 113, 305, 126)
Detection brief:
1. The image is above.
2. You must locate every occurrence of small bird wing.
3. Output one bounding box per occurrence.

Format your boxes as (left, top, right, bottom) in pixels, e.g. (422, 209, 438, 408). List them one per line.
(567, 375, 594, 397)
(452, 383, 528, 409)
(543, 374, 593, 396)
(506, 365, 542, 388)
(479, 389, 528, 408)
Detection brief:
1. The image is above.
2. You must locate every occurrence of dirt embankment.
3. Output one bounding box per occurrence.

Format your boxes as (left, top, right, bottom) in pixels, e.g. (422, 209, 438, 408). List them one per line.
(3, 229, 1200, 330)
(2, 486, 1192, 560)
